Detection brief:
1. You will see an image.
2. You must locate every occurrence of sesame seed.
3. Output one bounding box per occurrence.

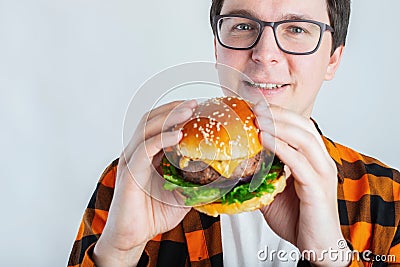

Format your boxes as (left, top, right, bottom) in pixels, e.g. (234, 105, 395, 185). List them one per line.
(232, 103, 237, 107)
(216, 122, 221, 131)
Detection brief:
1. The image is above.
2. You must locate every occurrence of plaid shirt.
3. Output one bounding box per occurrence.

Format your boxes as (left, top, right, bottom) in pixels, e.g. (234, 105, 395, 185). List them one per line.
(68, 130, 400, 267)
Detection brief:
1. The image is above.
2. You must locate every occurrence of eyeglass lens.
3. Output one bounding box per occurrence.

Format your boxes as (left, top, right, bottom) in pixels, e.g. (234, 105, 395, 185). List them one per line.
(217, 17, 322, 54)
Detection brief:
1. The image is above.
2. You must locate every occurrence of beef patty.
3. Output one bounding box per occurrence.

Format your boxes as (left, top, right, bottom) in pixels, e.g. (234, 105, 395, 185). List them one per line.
(182, 152, 262, 185)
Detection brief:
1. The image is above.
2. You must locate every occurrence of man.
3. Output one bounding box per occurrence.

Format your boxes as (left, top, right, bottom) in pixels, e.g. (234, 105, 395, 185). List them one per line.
(68, 0, 400, 266)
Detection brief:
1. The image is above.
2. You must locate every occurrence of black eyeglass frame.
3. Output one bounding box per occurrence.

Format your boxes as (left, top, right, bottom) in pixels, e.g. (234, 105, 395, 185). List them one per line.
(213, 14, 334, 55)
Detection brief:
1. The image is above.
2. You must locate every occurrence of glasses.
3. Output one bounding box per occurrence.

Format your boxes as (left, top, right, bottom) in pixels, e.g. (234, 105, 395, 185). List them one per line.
(213, 15, 334, 55)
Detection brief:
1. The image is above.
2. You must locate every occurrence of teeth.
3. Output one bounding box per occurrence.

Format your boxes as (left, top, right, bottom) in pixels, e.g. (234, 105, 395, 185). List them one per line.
(248, 81, 284, 89)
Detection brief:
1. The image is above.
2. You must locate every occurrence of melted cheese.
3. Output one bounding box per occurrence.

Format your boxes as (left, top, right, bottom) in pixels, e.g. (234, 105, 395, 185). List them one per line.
(203, 158, 242, 178)
(179, 156, 190, 169)
(179, 156, 244, 178)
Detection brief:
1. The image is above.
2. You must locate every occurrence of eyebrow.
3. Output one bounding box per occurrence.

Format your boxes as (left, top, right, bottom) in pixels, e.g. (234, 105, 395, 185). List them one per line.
(221, 9, 313, 21)
(222, 9, 257, 18)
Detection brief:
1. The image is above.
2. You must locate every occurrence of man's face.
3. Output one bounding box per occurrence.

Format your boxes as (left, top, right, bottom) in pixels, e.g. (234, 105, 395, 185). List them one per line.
(215, 0, 343, 117)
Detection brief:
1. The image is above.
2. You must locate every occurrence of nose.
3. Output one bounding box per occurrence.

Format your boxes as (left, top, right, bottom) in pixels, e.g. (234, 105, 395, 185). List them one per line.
(251, 26, 283, 64)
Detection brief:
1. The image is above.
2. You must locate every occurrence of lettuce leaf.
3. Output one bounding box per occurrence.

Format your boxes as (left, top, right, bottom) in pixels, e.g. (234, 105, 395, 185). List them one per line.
(161, 156, 283, 206)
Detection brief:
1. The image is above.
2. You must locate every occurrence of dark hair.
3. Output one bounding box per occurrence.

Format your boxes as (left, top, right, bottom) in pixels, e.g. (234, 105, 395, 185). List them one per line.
(209, 0, 351, 53)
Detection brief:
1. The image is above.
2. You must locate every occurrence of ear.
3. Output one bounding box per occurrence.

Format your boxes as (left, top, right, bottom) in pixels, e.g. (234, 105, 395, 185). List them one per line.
(214, 37, 218, 61)
(325, 45, 344, 81)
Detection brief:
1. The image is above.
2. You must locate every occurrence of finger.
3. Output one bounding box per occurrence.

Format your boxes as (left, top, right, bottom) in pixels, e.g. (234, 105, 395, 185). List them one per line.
(260, 119, 333, 174)
(254, 102, 327, 172)
(146, 99, 197, 121)
(260, 131, 316, 186)
(254, 104, 326, 149)
(261, 130, 337, 188)
(254, 103, 333, 173)
(123, 100, 197, 162)
(131, 130, 182, 169)
(144, 102, 196, 139)
(126, 130, 184, 204)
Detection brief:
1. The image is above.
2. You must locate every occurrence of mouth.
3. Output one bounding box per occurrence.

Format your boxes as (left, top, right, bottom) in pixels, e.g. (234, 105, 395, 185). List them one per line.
(244, 81, 289, 90)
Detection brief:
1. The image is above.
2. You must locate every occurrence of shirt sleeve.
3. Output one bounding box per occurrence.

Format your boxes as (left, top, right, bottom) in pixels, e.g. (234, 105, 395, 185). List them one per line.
(67, 159, 119, 267)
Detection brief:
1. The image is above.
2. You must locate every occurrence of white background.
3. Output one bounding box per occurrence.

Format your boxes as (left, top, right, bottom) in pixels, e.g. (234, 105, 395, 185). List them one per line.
(0, 0, 398, 266)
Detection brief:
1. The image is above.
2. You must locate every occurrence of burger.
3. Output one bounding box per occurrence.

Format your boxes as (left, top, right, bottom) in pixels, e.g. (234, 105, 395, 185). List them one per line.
(161, 96, 286, 217)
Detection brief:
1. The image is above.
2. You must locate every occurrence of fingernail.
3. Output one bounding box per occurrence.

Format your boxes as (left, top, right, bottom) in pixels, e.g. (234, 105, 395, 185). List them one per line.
(262, 131, 273, 140)
(183, 99, 198, 107)
(257, 118, 273, 131)
(176, 130, 183, 141)
(260, 132, 274, 149)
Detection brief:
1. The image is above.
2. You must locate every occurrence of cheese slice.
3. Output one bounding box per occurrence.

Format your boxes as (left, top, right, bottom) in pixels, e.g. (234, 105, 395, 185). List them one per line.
(179, 156, 244, 178)
(179, 156, 191, 169)
(203, 158, 243, 178)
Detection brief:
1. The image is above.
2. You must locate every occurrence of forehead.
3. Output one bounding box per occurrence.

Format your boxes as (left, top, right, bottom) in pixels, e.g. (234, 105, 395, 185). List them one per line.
(220, 0, 329, 22)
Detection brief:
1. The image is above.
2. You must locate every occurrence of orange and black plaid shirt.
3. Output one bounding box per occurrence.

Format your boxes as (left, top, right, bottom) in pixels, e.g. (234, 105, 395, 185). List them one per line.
(68, 128, 400, 267)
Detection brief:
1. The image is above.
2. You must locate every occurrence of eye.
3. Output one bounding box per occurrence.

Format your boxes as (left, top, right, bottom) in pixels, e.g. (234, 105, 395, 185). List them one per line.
(289, 26, 305, 34)
(234, 23, 253, 31)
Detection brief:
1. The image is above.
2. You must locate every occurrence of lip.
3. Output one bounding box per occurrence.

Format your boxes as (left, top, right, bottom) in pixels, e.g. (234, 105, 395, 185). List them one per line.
(242, 80, 290, 96)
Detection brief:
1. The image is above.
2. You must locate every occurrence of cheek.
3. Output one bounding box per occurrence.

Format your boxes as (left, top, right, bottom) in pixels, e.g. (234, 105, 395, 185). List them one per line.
(289, 56, 328, 105)
(294, 53, 330, 85)
(216, 45, 248, 70)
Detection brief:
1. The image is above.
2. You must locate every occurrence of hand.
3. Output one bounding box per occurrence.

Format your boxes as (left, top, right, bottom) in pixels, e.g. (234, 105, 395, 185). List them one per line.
(93, 100, 197, 267)
(254, 102, 350, 266)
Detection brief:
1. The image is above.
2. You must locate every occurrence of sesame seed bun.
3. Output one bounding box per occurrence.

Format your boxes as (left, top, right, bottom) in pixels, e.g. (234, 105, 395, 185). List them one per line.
(178, 96, 262, 161)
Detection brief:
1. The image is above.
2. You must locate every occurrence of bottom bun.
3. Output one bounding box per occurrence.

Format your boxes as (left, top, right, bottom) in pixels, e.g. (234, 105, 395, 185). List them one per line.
(193, 172, 286, 217)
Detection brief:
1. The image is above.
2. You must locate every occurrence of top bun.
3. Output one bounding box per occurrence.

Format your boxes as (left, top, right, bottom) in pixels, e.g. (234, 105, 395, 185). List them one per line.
(178, 97, 262, 161)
